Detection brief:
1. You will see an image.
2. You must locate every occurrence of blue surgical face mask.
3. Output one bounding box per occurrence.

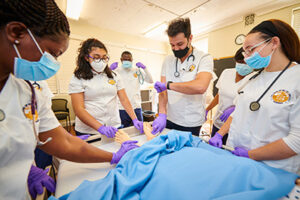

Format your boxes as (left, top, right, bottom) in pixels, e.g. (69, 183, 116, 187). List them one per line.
(244, 41, 273, 69)
(13, 29, 60, 81)
(122, 61, 132, 69)
(235, 63, 253, 76)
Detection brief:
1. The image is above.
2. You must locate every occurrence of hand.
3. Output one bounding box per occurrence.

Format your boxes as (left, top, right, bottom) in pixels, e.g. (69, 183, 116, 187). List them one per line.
(232, 147, 249, 158)
(97, 125, 118, 138)
(208, 132, 223, 148)
(111, 140, 139, 164)
(27, 165, 56, 199)
(151, 113, 167, 135)
(154, 81, 167, 93)
(220, 106, 235, 122)
(110, 62, 118, 70)
(77, 134, 90, 140)
(136, 62, 146, 69)
(133, 118, 144, 133)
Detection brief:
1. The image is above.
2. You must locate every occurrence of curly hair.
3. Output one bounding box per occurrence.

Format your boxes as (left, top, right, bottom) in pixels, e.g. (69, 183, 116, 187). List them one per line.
(0, 0, 70, 38)
(74, 38, 115, 80)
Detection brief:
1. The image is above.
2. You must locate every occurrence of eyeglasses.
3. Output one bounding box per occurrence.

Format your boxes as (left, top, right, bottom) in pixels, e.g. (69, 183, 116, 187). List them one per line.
(88, 55, 110, 63)
(243, 38, 271, 57)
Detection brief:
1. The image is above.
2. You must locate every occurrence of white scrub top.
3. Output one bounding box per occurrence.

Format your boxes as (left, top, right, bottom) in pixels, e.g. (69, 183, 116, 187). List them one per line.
(228, 65, 300, 174)
(115, 66, 153, 110)
(69, 72, 124, 134)
(0, 74, 60, 200)
(213, 68, 244, 129)
(31, 80, 54, 107)
(161, 48, 214, 127)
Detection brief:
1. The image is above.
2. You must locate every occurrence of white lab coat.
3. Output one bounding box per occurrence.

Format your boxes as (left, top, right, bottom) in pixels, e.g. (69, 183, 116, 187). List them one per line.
(161, 48, 215, 127)
(213, 68, 244, 129)
(115, 66, 153, 110)
(0, 74, 60, 200)
(228, 65, 300, 174)
(68, 72, 124, 134)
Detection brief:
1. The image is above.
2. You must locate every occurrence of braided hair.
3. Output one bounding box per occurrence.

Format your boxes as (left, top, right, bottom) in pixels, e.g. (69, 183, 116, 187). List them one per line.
(0, 0, 70, 38)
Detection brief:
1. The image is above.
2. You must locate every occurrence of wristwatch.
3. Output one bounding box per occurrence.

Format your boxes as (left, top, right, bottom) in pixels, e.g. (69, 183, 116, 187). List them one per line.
(167, 81, 173, 90)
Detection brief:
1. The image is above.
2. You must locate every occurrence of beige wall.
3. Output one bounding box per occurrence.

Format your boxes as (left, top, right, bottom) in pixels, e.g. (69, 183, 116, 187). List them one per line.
(207, 3, 300, 59)
(51, 20, 169, 123)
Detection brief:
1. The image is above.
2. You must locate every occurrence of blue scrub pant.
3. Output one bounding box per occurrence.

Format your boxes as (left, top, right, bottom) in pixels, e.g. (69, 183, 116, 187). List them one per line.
(34, 148, 52, 169)
(211, 124, 228, 145)
(119, 108, 143, 128)
(166, 120, 201, 136)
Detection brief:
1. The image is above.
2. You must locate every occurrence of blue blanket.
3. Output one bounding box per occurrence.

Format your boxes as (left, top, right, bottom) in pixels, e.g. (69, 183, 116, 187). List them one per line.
(50, 130, 298, 200)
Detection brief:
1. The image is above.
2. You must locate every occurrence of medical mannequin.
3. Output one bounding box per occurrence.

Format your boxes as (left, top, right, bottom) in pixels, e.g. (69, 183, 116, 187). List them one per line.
(110, 51, 153, 128)
(206, 48, 253, 145)
(153, 18, 215, 136)
(209, 19, 300, 174)
(69, 39, 144, 140)
(0, 1, 137, 199)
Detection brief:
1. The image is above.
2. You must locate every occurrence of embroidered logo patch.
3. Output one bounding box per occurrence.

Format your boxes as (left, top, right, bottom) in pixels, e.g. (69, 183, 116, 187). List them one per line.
(189, 64, 195, 72)
(23, 103, 39, 121)
(271, 90, 291, 104)
(108, 79, 116, 85)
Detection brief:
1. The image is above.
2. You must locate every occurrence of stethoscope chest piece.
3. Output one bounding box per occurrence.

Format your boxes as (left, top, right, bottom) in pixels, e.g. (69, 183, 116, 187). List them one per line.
(174, 71, 180, 77)
(250, 101, 260, 111)
(0, 109, 5, 121)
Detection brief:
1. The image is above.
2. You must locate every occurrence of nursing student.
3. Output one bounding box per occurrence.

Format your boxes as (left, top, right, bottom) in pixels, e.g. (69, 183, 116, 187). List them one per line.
(209, 19, 300, 174)
(69, 39, 144, 140)
(0, 1, 138, 199)
(153, 18, 215, 136)
(110, 51, 153, 128)
(206, 48, 253, 145)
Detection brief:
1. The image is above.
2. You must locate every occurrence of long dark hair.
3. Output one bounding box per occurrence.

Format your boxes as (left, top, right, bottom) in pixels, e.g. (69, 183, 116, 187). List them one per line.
(249, 19, 300, 63)
(74, 38, 114, 80)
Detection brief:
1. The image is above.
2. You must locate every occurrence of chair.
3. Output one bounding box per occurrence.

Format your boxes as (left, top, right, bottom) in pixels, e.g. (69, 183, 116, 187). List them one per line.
(51, 98, 71, 132)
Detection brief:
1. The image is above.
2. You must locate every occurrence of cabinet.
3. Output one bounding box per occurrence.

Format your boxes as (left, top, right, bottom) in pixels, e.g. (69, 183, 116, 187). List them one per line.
(140, 89, 152, 111)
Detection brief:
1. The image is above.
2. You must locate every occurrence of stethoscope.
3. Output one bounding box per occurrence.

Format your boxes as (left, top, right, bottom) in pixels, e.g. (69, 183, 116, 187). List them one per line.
(25, 80, 52, 146)
(174, 48, 195, 77)
(237, 61, 292, 111)
(136, 68, 144, 85)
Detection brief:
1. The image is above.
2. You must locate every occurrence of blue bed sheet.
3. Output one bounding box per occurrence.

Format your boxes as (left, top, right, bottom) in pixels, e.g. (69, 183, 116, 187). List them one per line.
(50, 130, 298, 200)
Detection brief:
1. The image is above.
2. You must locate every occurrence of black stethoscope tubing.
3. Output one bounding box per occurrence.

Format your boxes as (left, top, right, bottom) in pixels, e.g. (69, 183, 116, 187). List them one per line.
(174, 48, 195, 77)
(238, 61, 292, 111)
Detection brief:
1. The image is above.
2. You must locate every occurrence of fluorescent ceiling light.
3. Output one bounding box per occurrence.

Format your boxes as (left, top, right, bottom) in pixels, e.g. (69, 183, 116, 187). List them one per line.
(144, 23, 168, 38)
(66, 0, 84, 20)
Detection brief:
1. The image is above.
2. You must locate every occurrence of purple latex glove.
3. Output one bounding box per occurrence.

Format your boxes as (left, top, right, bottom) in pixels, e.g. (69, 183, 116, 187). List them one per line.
(133, 118, 144, 133)
(220, 106, 235, 122)
(154, 81, 167, 93)
(77, 134, 90, 140)
(232, 147, 249, 158)
(110, 62, 118, 70)
(27, 165, 55, 198)
(136, 62, 146, 69)
(111, 140, 139, 164)
(97, 125, 118, 138)
(151, 113, 167, 135)
(208, 132, 223, 148)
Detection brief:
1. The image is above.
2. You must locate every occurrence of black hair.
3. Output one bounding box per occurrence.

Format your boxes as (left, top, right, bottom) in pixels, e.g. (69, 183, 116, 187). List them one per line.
(167, 18, 191, 38)
(0, 0, 70, 38)
(234, 47, 245, 63)
(121, 51, 132, 57)
(74, 38, 115, 80)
